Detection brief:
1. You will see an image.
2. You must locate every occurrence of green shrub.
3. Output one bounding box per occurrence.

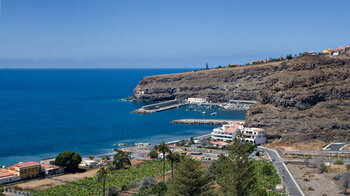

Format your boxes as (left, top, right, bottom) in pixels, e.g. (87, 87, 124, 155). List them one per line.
(335, 159, 344, 165)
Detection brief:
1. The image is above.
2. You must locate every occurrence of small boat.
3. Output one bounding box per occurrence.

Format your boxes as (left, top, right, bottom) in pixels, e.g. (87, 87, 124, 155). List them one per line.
(210, 112, 217, 116)
(202, 111, 206, 114)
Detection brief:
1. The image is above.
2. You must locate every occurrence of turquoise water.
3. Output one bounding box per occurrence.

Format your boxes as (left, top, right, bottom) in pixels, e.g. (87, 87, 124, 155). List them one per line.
(0, 69, 246, 166)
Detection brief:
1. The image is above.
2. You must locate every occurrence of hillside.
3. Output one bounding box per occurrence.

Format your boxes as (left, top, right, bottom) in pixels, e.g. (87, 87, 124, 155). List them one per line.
(131, 54, 350, 141)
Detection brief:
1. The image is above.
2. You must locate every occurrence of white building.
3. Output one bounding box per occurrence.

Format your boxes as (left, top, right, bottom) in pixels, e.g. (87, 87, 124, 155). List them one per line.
(241, 128, 266, 145)
(187, 97, 207, 104)
(211, 123, 242, 142)
(79, 159, 97, 169)
(211, 123, 266, 145)
(0, 169, 20, 184)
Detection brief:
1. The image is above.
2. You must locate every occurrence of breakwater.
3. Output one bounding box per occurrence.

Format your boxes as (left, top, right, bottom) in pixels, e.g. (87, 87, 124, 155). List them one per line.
(133, 99, 186, 114)
(171, 119, 245, 125)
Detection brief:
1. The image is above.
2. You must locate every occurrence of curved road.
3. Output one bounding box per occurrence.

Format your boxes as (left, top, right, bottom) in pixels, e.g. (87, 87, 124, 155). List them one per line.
(258, 146, 304, 196)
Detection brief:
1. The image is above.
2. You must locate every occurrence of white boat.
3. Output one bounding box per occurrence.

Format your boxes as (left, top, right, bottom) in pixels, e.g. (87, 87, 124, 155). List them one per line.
(210, 112, 217, 116)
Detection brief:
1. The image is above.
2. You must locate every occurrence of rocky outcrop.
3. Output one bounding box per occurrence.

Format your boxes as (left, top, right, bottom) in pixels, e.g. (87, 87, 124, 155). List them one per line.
(132, 54, 350, 142)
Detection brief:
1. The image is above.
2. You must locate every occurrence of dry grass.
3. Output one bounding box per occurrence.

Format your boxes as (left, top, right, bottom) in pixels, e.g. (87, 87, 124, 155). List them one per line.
(265, 140, 327, 151)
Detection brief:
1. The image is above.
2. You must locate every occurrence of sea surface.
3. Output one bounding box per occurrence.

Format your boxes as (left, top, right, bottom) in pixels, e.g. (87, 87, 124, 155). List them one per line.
(0, 69, 246, 166)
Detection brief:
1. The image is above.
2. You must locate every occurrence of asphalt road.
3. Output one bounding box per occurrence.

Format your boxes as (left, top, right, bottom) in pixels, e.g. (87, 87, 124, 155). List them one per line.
(258, 146, 304, 196)
(323, 142, 348, 151)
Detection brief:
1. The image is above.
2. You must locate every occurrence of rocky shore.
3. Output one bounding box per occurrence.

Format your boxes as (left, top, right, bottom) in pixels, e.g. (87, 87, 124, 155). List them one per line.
(131, 52, 350, 142)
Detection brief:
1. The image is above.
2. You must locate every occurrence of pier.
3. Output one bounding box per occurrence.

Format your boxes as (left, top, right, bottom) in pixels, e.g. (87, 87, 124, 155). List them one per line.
(171, 119, 245, 125)
(133, 99, 186, 114)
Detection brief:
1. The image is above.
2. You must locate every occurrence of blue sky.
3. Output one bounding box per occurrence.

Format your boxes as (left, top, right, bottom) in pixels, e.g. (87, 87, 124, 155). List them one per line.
(0, 0, 349, 68)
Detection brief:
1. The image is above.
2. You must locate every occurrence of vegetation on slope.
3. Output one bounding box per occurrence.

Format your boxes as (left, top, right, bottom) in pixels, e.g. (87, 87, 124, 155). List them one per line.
(35, 159, 171, 196)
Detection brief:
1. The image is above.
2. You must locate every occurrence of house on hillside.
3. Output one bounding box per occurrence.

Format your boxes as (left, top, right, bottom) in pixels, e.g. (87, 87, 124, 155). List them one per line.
(211, 123, 242, 142)
(323, 48, 333, 54)
(241, 128, 267, 145)
(211, 123, 267, 145)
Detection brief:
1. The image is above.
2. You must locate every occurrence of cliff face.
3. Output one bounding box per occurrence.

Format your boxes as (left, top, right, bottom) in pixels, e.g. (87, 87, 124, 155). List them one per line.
(133, 62, 283, 102)
(132, 54, 350, 141)
(246, 56, 350, 141)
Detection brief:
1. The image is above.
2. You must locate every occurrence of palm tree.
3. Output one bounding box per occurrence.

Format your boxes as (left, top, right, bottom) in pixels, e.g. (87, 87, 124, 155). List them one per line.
(166, 151, 181, 178)
(97, 167, 109, 196)
(113, 150, 131, 170)
(155, 141, 170, 182)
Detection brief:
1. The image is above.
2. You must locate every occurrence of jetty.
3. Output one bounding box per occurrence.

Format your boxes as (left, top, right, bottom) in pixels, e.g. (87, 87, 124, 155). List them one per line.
(171, 119, 245, 125)
(133, 99, 186, 114)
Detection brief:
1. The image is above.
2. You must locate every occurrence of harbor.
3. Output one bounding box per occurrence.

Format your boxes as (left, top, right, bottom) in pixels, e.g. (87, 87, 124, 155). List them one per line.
(171, 118, 245, 125)
(133, 97, 257, 114)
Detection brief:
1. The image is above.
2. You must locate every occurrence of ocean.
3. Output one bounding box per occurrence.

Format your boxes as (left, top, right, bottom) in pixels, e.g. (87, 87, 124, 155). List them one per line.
(0, 69, 246, 166)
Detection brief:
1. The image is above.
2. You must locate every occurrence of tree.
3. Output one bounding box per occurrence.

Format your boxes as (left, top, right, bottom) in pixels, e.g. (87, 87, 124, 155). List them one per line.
(216, 138, 257, 195)
(153, 182, 168, 196)
(168, 157, 212, 196)
(0, 185, 4, 196)
(166, 151, 181, 177)
(155, 142, 170, 182)
(209, 154, 228, 179)
(148, 150, 159, 159)
(112, 150, 131, 170)
(346, 164, 350, 172)
(205, 62, 209, 69)
(89, 155, 94, 160)
(97, 167, 110, 196)
(54, 151, 82, 172)
(286, 54, 293, 60)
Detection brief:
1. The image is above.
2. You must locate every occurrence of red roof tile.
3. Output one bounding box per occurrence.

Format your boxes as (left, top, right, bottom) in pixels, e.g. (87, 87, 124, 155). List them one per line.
(40, 164, 58, 169)
(225, 123, 240, 133)
(0, 172, 16, 178)
(9, 161, 40, 168)
(211, 141, 230, 146)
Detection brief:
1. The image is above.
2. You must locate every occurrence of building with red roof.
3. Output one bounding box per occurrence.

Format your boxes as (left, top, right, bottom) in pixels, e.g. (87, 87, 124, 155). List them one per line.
(211, 123, 242, 142)
(211, 123, 266, 145)
(0, 169, 20, 184)
(8, 161, 40, 180)
(40, 164, 64, 176)
(241, 127, 266, 145)
(210, 141, 230, 148)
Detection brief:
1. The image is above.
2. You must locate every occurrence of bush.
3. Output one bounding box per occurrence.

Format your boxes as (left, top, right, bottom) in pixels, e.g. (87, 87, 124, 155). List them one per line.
(307, 186, 315, 191)
(335, 159, 344, 165)
(148, 150, 158, 159)
(320, 165, 328, 173)
(139, 176, 157, 190)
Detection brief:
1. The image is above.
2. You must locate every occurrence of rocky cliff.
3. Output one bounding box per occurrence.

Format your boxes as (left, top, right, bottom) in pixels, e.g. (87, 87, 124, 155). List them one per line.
(132, 54, 350, 141)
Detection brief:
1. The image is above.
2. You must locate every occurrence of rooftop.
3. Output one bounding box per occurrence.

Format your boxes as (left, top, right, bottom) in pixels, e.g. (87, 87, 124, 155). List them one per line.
(225, 123, 240, 133)
(9, 161, 40, 168)
(0, 172, 16, 178)
(40, 164, 59, 169)
(211, 141, 230, 146)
